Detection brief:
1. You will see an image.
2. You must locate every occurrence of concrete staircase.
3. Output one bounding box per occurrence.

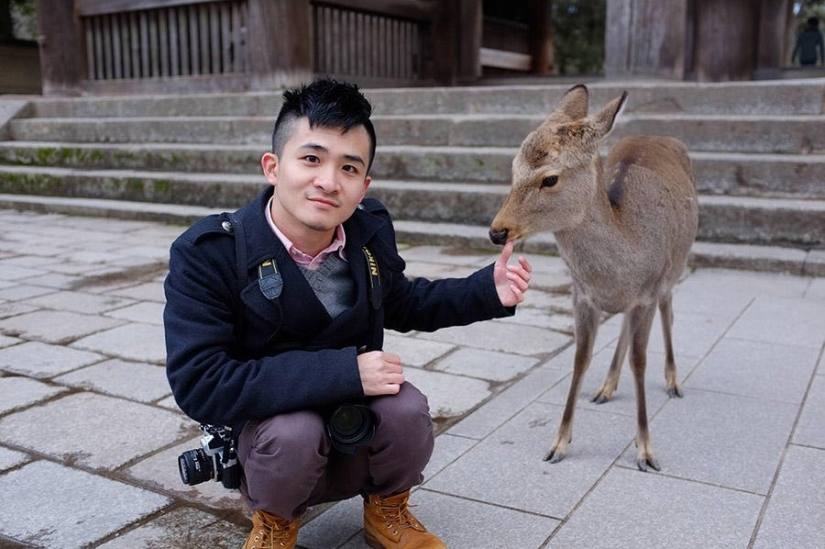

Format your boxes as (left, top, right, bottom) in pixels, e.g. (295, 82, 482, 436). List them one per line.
(0, 79, 824, 275)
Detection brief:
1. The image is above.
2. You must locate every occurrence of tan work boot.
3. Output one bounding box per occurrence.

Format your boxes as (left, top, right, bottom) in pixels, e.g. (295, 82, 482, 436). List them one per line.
(363, 491, 446, 549)
(243, 510, 300, 549)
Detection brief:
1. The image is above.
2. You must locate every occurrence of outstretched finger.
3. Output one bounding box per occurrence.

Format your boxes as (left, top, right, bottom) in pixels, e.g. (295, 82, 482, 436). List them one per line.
(497, 240, 514, 265)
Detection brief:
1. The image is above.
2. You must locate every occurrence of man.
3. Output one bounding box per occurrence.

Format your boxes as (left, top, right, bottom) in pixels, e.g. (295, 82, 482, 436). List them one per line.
(164, 78, 532, 549)
(792, 17, 824, 67)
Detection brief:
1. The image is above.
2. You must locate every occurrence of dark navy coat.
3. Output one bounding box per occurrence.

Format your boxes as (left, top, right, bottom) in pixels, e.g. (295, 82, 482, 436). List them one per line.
(164, 187, 513, 428)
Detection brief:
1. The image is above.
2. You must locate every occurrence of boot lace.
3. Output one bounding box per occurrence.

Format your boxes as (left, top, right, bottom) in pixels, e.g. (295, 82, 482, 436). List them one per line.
(374, 498, 423, 536)
(250, 519, 295, 549)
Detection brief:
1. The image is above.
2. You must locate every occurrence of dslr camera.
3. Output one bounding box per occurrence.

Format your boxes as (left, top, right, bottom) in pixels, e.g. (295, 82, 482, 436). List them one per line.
(178, 424, 241, 489)
(327, 403, 378, 454)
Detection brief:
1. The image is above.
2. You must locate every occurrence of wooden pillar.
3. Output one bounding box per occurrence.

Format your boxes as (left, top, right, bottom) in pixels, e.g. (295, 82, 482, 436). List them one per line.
(755, 0, 792, 78)
(247, 0, 313, 88)
(693, 0, 758, 82)
(528, 0, 553, 75)
(605, 0, 689, 79)
(36, 0, 83, 96)
(430, 0, 480, 85)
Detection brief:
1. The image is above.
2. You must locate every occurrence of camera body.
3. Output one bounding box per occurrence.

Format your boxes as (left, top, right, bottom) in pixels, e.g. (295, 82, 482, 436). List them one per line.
(178, 424, 241, 489)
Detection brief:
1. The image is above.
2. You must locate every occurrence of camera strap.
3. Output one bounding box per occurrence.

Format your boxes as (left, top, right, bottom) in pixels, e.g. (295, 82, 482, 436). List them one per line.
(362, 246, 382, 310)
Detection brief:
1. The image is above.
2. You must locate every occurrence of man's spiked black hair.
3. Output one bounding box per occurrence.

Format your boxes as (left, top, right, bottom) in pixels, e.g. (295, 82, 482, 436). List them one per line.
(271, 78, 377, 171)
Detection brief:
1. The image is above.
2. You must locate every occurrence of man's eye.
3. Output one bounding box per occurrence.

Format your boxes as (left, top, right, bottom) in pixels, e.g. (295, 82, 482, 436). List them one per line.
(342, 165, 358, 174)
(304, 155, 320, 163)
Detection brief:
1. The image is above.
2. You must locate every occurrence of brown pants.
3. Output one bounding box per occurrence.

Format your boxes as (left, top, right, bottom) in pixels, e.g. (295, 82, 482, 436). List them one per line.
(237, 382, 434, 519)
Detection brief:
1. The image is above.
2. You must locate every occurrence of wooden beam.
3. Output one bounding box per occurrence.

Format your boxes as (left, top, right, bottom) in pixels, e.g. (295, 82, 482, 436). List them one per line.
(76, 0, 229, 18)
(480, 47, 531, 71)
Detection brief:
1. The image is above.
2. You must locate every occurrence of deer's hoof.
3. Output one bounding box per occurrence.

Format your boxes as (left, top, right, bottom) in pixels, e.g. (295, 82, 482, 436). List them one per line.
(544, 447, 566, 463)
(636, 455, 661, 472)
(591, 393, 611, 405)
(666, 386, 684, 398)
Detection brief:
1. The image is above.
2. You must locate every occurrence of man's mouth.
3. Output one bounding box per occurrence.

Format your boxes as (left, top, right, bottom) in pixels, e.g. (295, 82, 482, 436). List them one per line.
(308, 197, 339, 208)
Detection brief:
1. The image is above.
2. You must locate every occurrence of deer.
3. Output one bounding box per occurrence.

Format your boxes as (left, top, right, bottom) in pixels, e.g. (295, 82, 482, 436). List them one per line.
(489, 85, 698, 471)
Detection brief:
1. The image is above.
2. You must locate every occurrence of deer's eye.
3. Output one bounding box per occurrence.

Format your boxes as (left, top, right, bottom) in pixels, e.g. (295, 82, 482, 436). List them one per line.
(541, 176, 558, 189)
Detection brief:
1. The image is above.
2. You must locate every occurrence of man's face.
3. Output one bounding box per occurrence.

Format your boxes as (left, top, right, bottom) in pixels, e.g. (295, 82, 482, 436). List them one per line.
(262, 117, 372, 245)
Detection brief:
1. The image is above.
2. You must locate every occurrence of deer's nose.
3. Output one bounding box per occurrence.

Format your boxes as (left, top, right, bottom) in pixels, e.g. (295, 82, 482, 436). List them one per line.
(489, 228, 509, 246)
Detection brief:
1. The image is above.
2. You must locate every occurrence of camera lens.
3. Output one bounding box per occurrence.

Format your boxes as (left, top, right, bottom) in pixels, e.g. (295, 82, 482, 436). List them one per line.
(178, 448, 214, 486)
(328, 404, 377, 454)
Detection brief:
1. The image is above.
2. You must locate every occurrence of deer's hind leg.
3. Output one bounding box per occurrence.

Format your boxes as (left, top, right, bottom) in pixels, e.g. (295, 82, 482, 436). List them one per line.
(628, 303, 660, 471)
(591, 314, 630, 404)
(545, 297, 601, 463)
(659, 293, 683, 398)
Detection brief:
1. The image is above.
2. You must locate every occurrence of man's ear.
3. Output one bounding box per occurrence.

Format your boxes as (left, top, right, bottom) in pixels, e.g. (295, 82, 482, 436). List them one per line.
(261, 152, 278, 185)
(360, 175, 372, 201)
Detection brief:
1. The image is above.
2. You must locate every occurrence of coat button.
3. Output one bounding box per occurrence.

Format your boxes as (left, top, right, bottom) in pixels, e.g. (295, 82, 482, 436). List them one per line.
(221, 221, 233, 233)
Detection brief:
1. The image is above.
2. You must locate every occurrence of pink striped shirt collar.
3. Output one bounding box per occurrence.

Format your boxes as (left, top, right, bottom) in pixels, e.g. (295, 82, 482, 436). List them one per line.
(265, 195, 347, 270)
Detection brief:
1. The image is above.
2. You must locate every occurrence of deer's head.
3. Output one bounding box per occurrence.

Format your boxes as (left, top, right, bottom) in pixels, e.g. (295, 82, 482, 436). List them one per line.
(489, 85, 627, 245)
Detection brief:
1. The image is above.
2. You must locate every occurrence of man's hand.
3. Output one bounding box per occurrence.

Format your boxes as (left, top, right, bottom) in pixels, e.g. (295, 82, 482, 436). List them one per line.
(494, 241, 532, 307)
(358, 351, 404, 396)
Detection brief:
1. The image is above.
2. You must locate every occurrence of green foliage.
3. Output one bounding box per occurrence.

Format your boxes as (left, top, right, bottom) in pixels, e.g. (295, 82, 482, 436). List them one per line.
(550, 0, 606, 75)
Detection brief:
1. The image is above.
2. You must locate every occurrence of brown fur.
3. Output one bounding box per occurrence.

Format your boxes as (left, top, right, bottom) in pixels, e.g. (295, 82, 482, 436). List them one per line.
(489, 85, 698, 471)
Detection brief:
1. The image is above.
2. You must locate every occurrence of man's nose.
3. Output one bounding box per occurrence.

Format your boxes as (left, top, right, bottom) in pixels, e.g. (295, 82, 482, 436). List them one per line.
(314, 168, 338, 192)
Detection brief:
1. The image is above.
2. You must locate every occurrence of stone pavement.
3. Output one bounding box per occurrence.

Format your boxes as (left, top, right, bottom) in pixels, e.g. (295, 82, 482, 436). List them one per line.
(0, 208, 823, 549)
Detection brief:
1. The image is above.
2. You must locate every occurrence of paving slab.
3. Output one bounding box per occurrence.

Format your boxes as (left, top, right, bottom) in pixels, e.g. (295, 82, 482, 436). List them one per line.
(381, 332, 455, 367)
(71, 322, 167, 364)
(53, 358, 171, 403)
(538, 346, 700, 418)
(674, 268, 810, 299)
(805, 277, 825, 300)
(447, 364, 570, 440)
(752, 445, 825, 549)
(0, 460, 170, 549)
(0, 340, 105, 378)
(0, 309, 124, 344)
(496, 307, 575, 334)
(299, 496, 364, 548)
(545, 467, 763, 549)
(0, 333, 20, 348)
(96, 506, 247, 549)
(0, 301, 38, 319)
(104, 301, 165, 325)
(793, 374, 825, 449)
(416, 319, 571, 356)
(521, 289, 574, 314)
(21, 290, 137, 314)
(432, 348, 539, 381)
(104, 281, 168, 302)
(124, 438, 248, 513)
(28, 272, 84, 289)
(0, 376, 68, 414)
(645, 310, 733, 359)
(0, 392, 192, 470)
(0, 446, 29, 472)
(403, 368, 491, 420)
(0, 264, 40, 281)
(422, 433, 478, 479)
(619, 389, 798, 494)
(0, 284, 56, 301)
(726, 295, 825, 349)
(686, 337, 820, 404)
(425, 401, 634, 518)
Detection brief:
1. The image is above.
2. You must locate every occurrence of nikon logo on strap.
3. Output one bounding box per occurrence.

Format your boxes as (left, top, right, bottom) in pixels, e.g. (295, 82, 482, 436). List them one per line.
(362, 247, 381, 310)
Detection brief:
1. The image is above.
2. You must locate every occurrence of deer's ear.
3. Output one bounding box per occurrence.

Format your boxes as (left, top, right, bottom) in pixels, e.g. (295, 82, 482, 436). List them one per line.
(589, 91, 628, 140)
(553, 84, 589, 121)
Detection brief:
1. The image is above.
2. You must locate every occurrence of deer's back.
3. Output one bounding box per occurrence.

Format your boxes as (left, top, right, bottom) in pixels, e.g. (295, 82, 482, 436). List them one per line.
(576, 135, 698, 309)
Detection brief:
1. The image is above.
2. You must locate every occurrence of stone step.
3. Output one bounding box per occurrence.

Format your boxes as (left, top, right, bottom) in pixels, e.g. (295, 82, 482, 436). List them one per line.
(9, 114, 824, 153)
(0, 193, 821, 276)
(0, 166, 822, 249)
(26, 79, 825, 118)
(1, 142, 823, 199)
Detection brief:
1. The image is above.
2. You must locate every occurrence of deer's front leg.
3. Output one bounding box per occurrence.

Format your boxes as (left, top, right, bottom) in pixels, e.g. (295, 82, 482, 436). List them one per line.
(628, 303, 660, 472)
(545, 296, 601, 463)
(592, 314, 629, 404)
